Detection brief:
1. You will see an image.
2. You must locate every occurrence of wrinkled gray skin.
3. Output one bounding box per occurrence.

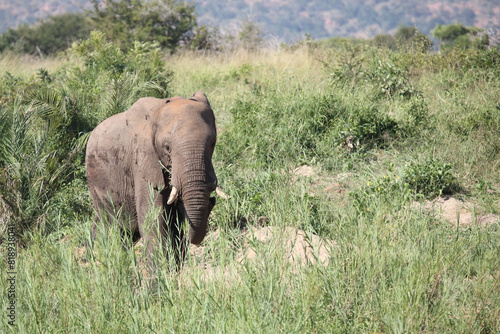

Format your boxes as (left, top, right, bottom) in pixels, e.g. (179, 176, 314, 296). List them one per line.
(86, 92, 217, 268)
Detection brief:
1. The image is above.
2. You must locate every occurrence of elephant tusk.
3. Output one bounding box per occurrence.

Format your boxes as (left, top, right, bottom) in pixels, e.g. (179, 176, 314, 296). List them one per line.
(167, 186, 178, 205)
(216, 186, 230, 199)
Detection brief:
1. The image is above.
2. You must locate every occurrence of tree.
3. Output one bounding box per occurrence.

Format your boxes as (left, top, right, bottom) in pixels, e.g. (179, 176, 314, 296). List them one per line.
(188, 25, 222, 51)
(0, 13, 94, 55)
(432, 23, 470, 43)
(373, 34, 397, 50)
(432, 23, 489, 50)
(238, 19, 264, 51)
(90, 0, 197, 51)
(395, 26, 433, 52)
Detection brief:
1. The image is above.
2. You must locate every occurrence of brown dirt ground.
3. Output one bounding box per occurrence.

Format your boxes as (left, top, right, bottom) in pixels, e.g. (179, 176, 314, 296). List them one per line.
(176, 225, 338, 286)
(412, 196, 499, 227)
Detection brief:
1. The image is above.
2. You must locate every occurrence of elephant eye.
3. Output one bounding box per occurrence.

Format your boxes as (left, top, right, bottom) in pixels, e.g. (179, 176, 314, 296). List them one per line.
(165, 145, 170, 152)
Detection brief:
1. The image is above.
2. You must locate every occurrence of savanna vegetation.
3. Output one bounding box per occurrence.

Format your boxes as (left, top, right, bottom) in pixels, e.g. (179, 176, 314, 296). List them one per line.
(0, 22, 499, 333)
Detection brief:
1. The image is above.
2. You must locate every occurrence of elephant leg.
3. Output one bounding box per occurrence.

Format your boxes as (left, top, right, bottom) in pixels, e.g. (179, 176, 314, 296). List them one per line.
(135, 189, 168, 273)
(119, 228, 141, 251)
(166, 205, 187, 269)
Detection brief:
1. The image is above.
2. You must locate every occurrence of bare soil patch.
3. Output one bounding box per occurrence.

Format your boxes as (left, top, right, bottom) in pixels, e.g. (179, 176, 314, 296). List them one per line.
(413, 196, 499, 227)
(239, 226, 336, 266)
(292, 164, 351, 199)
(182, 225, 337, 284)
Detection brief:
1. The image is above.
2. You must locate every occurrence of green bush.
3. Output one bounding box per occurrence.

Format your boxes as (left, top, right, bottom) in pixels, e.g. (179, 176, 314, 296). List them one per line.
(220, 87, 341, 167)
(350, 170, 412, 214)
(403, 159, 458, 199)
(432, 23, 489, 50)
(394, 26, 433, 52)
(334, 105, 399, 152)
(369, 60, 418, 98)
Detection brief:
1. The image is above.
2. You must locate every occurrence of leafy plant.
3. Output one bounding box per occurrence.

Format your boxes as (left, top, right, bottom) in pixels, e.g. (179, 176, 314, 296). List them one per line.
(350, 170, 412, 214)
(0, 32, 174, 240)
(0, 98, 78, 239)
(369, 60, 417, 98)
(336, 105, 399, 151)
(403, 159, 458, 199)
(238, 19, 264, 52)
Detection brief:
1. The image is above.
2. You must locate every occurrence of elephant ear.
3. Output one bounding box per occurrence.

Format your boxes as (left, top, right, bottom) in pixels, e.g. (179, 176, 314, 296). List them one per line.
(134, 127, 167, 192)
(189, 91, 211, 107)
(126, 97, 166, 126)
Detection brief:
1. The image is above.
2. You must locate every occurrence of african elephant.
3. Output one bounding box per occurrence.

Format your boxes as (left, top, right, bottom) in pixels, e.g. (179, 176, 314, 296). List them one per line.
(85, 91, 226, 269)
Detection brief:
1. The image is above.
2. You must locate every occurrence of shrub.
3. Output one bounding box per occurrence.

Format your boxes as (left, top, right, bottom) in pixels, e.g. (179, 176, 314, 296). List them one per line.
(369, 60, 418, 98)
(350, 170, 412, 214)
(334, 105, 399, 152)
(66, 31, 172, 121)
(238, 20, 264, 51)
(394, 26, 433, 52)
(403, 159, 458, 199)
(432, 23, 490, 50)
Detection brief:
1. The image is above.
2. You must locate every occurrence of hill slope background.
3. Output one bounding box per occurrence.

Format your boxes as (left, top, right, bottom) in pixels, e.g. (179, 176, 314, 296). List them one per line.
(0, 0, 499, 41)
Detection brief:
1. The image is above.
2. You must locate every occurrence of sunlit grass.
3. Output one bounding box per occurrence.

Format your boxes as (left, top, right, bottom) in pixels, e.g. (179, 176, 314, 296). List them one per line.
(0, 52, 63, 77)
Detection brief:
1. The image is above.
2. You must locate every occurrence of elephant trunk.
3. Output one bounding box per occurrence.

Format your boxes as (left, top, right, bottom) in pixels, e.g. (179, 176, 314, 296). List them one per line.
(183, 184, 210, 244)
(172, 145, 211, 245)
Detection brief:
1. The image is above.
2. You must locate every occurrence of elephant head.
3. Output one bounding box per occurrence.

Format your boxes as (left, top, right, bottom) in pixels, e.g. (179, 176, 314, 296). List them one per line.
(152, 91, 220, 244)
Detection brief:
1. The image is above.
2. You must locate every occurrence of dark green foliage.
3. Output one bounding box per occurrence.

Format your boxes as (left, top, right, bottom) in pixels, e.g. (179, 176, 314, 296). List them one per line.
(394, 26, 433, 52)
(219, 80, 402, 172)
(372, 26, 433, 52)
(350, 171, 412, 214)
(0, 97, 78, 235)
(188, 25, 222, 51)
(336, 105, 399, 150)
(90, 0, 197, 52)
(432, 23, 490, 50)
(220, 89, 338, 167)
(67, 31, 172, 118)
(433, 23, 472, 43)
(0, 13, 94, 55)
(398, 95, 429, 136)
(0, 0, 200, 55)
(373, 34, 398, 51)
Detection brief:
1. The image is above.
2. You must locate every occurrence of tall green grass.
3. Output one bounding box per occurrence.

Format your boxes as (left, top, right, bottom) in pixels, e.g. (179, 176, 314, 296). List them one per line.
(1, 38, 499, 332)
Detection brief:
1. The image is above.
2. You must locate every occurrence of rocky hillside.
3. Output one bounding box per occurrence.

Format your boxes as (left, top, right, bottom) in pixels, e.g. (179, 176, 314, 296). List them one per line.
(1, 0, 499, 41)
